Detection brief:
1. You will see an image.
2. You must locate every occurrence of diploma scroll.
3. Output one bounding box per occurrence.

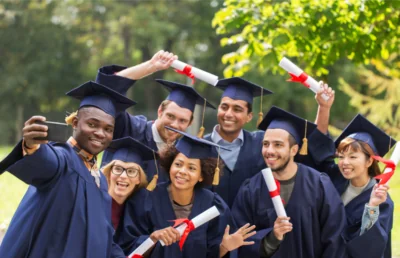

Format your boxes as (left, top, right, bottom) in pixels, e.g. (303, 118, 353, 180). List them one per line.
(160, 205, 220, 246)
(261, 168, 287, 217)
(171, 60, 219, 86)
(279, 57, 329, 101)
(128, 237, 155, 258)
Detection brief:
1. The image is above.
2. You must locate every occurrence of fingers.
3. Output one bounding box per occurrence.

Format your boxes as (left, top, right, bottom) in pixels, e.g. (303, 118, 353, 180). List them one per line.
(224, 225, 230, 236)
(24, 116, 46, 126)
(243, 230, 257, 240)
(23, 116, 49, 147)
(242, 241, 255, 246)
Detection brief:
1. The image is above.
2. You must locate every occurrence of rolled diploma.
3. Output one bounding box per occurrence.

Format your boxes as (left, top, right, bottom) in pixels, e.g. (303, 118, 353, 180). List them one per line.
(160, 205, 220, 246)
(279, 57, 329, 101)
(171, 60, 219, 86)
(128, 237, 155, 258)
(261, 168, 287, 217)
(384, 142, 400, 184)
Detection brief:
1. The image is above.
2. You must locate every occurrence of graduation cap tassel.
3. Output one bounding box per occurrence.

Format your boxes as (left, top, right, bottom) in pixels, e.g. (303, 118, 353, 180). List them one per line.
(146, 151, 159, 191)
(299, 120, 308, 155)
(256, 88, 264, 127)
(212, 147, 221, 185)
(197, 98, 207, 138)
(65, 111, 78, 125)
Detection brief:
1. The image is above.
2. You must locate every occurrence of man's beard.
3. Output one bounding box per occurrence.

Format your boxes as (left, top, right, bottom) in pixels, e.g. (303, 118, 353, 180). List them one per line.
(270, 155, 291, 174)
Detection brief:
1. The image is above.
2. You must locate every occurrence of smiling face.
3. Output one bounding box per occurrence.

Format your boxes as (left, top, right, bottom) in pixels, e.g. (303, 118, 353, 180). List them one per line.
(337, 139, 374, 184)
(72, 107, 115, 155)
(262, 129, 298, 173)
(217, 97, 252, 138)
(156, 101, 193, 144)
(108, 160, 141, 203)
(169, 153, 203, 191)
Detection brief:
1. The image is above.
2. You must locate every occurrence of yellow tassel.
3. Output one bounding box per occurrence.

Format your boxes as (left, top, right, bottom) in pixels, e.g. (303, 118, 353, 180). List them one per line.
(146, 174, 158, 191)
(197, 126, 205, 138)
(65, 111, 78, 125)
(299, 137, 308, 155)
(212, 167, 220, 185)
(256, 112, 263, 127)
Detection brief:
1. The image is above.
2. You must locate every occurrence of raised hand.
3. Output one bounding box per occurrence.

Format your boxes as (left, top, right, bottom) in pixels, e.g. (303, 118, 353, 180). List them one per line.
(22, 116, 48, 148)
(369, 184, 389, 207)
(315, 81, 335, 109)
(149, 226, 181, 246)
(150, 50, 178, 71)
(273, 216, 292, 241)
(220, 223, 256, 252)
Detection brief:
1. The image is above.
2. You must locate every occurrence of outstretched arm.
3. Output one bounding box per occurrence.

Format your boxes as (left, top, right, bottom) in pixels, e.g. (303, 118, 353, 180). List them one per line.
(314, 82, 335, 134)
(116, 50, 177, 80)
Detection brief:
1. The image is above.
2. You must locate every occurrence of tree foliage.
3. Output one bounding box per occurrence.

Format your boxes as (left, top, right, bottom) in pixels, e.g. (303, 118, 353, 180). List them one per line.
(213, 0, 400, 77)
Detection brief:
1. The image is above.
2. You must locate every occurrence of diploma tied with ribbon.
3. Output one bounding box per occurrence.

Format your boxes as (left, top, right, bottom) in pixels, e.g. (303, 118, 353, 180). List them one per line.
(171, 60, 219, 86)
(262, 168, 287, 217)
(128, 238, 155, 258)
(160, 205, 220, 249)
(372, 142, 400, 185)
(279, 57, 329, 101)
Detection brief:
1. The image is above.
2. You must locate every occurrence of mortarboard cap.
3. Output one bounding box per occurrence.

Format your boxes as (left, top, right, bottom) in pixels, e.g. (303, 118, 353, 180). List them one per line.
(66, 81, 136, 117)
(95, 65, 136, 96)
(155, 79, 215, 112)
(216, 77, 273, 105)
(105, 137, 158, 167)
(258, 106, 317, 155)
(165, 126, 230, 185)
(335, 114, 396, 157)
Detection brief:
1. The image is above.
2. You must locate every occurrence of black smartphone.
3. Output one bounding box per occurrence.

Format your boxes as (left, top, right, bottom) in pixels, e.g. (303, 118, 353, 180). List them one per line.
(34, 121, 72, 143)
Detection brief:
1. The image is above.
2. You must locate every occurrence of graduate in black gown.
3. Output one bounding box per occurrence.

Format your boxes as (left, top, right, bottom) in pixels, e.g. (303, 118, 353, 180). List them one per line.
(116, 127, 256, 258)
(0, 81, 135, 258)
(307, 86, 395, 258)
(231, 106, 347, 258)
(101, 137, 157, 230)
(204, 77, 273, 207)
(96, 51, 215, 185)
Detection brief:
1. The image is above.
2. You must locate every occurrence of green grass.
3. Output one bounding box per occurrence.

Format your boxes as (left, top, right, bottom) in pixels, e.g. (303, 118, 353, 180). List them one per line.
(0, 146, 399, 255)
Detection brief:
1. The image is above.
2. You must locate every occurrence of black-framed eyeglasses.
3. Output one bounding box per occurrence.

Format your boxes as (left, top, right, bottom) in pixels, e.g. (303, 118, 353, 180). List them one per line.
(111, 165, 139, 178)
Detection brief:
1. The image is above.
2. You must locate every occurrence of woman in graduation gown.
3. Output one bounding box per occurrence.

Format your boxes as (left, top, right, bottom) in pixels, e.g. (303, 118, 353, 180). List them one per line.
(307, 87, 395, 258)
(102, 136, 160, 230)
(115, 127, 256, 258)
(0, 82, 135, 258)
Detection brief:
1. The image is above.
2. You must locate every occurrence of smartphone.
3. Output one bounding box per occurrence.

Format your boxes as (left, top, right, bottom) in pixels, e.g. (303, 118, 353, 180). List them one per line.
(34, 121, 72, 143)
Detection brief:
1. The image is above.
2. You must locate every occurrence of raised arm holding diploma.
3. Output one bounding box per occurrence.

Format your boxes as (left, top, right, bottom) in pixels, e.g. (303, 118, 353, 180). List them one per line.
(279, 57, 329, 101)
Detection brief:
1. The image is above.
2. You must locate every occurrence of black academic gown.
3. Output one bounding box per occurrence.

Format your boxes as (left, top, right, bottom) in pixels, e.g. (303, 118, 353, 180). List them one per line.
(204, 130, 266, 207)
(232, 163, 347, 258)
(102, 113, 169, 182)
(0, 141, 125, 258)
(308, 129, 394, 258)
(115, 182, 235, 258)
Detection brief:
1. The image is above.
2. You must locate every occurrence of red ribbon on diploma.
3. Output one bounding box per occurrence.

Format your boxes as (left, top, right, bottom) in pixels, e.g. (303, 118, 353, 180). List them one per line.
(269, 179, 285, 204)
(287, 72, 310, 88)
(170, 218, 195, 250)
(175, 65, 195, 85)
(130, 255, 143, 258)
(372, 155, 396, 185)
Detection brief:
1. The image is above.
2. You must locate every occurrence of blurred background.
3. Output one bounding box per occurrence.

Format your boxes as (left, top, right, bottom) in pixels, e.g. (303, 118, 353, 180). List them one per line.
(0, 0, 399, 254)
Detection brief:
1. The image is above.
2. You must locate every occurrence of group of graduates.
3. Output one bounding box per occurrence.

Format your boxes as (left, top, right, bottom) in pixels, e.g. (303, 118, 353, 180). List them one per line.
(0, 50, 394, 258)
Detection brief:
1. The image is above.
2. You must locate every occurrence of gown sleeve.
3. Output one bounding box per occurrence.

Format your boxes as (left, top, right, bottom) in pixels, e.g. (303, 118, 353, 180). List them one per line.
(206, 193, 236, 258)
(115, 188, 154, 255)
(318, 173, 347, 258)
(344, 199, 394, 258)
(1, 140, 63, 189)
(231, 179, 274, 257)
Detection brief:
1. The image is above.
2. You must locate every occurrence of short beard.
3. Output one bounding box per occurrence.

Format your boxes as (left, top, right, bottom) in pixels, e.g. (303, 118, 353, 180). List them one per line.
(270, 155, 291, 174)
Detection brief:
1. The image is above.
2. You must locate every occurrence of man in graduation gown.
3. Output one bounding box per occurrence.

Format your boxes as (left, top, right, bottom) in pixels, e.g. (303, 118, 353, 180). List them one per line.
(204, 77, 273, 207)
(231, 106, 347, 258)
(0, 81, 134, 257)
(96, 51, 215, 184)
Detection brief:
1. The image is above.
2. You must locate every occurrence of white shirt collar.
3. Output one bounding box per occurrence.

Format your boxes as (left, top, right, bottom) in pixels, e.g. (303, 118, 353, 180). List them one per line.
(211, 124, 244, 145)
(152, 121, 168, 151)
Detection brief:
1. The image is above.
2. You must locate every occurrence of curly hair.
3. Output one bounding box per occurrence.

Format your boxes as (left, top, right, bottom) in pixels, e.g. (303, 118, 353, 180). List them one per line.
(337, 137, 381, 177)
(159, 145, 224, 187)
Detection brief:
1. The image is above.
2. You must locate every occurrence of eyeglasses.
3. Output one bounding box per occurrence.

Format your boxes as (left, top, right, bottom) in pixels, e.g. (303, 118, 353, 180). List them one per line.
(111, 165, 139, 178)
